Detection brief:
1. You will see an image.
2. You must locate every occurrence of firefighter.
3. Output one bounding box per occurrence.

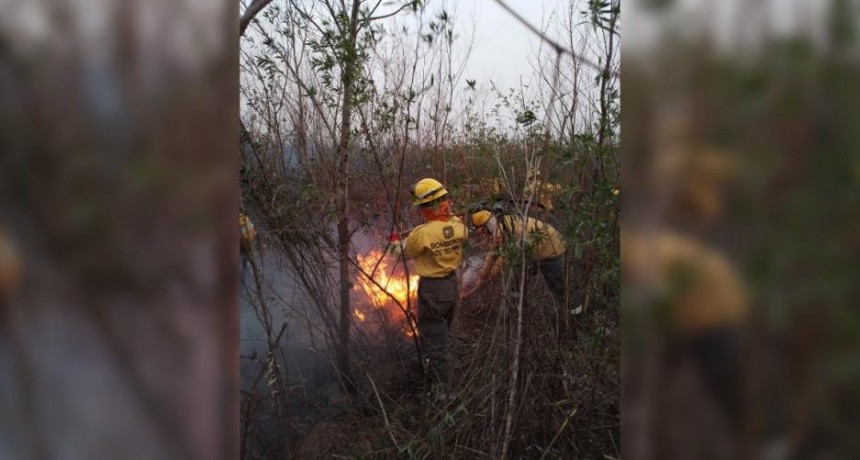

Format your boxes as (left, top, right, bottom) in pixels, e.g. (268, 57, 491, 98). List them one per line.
(391, 178, 466, 396)
(239, 213, 256, 275)
(239, 213, 256, 250)
(462, 209, 580, 313)
(479, 177, 507, 200)
(623, 227, 748, 427)
(523, 169, 562, 212)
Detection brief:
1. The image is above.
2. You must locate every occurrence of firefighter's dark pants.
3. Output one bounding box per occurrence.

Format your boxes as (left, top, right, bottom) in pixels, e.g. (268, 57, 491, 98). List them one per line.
(535, 255, 574, 307)
(688, 327, 742, 425)
(417, 273, 457, 389)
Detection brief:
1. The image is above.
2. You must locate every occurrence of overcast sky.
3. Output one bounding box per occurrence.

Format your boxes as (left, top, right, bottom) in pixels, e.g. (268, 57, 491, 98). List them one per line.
(458, 0, 554, 92)
(624, 0, 831, 55)
(451, 0, 596, 93)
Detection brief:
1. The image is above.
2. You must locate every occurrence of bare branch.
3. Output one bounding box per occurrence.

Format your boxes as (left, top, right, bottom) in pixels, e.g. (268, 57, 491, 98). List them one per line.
(489, 0, 615, 77)
(366, 371, 400, 450)
(367, 1, 414, 22)
(240, 0, 275, 37)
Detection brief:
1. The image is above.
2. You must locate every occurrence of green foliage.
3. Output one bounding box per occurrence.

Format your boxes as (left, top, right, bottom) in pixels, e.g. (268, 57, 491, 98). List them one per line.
(561, 171, 619, 310)
(585, 0, 620, 35)
(397, 440, 428, 459)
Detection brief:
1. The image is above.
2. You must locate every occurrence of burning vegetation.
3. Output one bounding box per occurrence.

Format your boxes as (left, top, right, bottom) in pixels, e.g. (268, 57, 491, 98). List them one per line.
(353, 249, 420, 337)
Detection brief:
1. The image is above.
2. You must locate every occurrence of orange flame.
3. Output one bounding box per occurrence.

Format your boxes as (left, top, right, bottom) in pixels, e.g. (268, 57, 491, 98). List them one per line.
(354, 249, 419, 336)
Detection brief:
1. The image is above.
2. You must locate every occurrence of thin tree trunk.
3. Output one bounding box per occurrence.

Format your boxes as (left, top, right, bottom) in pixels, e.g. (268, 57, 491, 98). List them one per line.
(335, 0, 362, 387)
(594, 3, 618, 190)
(500, 196, 533, 460)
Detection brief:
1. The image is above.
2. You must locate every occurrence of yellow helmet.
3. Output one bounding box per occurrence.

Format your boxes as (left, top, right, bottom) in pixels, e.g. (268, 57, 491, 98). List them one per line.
(410, 178, 449, 206)
(471, 210, 491, 227)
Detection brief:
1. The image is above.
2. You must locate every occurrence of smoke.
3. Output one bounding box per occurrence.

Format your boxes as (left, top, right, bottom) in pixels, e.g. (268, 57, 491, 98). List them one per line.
(238, 222, 425, 455)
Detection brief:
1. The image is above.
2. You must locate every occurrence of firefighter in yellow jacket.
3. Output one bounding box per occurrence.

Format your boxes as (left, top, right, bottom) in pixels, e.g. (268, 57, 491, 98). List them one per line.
(462, 210, 577, 311)
(523, 169, 562, 212)
(623, 227, 749, 424)
(239, 213, 257, 275)
(392, 178, 466, 393)
(239, 213, 256, 251)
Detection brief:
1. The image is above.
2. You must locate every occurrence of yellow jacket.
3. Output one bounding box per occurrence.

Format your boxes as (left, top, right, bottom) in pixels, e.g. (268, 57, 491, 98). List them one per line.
(622, 229, 748, 335)
(523, 180, 561, 211)
(480, 177, 505, 198)
(404, 217, 467, 278)
(482, 215, 565, 279)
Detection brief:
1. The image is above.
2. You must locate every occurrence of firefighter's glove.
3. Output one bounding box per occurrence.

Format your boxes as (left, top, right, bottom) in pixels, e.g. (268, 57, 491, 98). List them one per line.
(386, 232, 403, 258)
(387, 242, 403, 258)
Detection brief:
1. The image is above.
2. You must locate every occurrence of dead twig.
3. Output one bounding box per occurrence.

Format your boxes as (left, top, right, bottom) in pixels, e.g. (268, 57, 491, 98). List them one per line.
(538, 407, 578, 460)
(366, 371, 401, 451)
